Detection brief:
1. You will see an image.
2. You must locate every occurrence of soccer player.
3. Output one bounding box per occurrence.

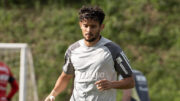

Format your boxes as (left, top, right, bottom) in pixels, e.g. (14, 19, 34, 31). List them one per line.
(45, 5, 135, 101)
(120, 70, 150, 101)
(0, 62, 19, 101)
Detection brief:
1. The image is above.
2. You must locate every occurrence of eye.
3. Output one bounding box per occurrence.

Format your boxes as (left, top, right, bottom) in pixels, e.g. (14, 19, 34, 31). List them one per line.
(91, 25, 96, 29)
(83, 24, 88, 28)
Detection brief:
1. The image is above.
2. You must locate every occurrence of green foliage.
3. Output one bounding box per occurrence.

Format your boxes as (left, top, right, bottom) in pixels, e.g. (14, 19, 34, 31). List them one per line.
(0, 0, 180, 101)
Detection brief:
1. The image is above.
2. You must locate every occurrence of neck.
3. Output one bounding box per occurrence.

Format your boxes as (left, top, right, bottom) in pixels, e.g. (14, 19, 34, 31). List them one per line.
(84, 36, 101, 47)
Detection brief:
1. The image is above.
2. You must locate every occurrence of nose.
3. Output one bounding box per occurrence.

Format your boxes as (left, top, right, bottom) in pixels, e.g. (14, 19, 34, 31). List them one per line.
(86, 26, 91, 32)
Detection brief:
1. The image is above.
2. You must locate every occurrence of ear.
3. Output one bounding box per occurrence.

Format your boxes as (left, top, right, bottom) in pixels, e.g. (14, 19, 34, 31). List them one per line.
(79, 22, 82, 29)
(100, 24, 105, 31)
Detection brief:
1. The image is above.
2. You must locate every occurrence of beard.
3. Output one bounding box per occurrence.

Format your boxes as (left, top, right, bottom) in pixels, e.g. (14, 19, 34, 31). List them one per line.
(84, 33, 100, 42)
(84, 31, 100, 42)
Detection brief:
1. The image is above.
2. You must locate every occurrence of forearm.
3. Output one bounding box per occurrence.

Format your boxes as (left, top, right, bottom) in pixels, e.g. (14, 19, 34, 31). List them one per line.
(49, 72, 72, 97)
(49, 77, 69, 97)
(111, 76, 135, 89)
(7, 80, 19, 99)
(95, 76, 134, 91)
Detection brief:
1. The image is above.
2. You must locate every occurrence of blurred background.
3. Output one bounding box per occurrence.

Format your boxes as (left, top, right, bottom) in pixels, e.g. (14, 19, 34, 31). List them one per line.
(0, 0, 180, 101)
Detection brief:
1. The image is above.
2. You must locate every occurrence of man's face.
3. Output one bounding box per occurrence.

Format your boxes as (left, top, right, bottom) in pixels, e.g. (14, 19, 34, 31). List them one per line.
(79, 19, 104, 42)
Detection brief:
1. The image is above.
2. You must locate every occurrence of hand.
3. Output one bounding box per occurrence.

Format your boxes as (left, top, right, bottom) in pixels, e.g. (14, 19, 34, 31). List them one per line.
(7, 98, 11, 101)
(44, 95, 55, 101)
(95, 79, 113, 91)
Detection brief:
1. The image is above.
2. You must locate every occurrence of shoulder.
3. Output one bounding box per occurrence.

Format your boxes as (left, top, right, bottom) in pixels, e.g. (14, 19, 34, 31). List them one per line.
(65, 40, 81, 55)
(103, 38, 123, 54)
(0, 62, 9, 69)
(102, 37, 122, 49)
(104, 42, 122, 50)
(0, 62, 11, 74)
(69, 40, 81, 51)
(0, 62, 5, 66)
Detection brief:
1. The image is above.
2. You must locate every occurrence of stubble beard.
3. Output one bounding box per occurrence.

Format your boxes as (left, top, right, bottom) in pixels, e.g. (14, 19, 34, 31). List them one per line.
(84, 32, 100, 42)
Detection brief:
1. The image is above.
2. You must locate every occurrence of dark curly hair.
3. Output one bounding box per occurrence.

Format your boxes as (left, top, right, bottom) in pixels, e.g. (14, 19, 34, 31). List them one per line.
(78, 5, 105, 25)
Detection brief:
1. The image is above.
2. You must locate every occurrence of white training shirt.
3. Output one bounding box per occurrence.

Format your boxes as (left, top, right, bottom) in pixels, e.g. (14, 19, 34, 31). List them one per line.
(63, 37, 132, 101)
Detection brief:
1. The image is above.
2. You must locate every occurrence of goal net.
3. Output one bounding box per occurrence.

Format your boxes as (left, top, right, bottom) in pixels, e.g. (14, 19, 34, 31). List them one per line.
(0, 43, 38, 101)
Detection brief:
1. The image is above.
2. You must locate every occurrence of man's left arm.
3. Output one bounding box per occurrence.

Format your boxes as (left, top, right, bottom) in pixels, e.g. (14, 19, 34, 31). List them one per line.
(95, 49, 135, 91)
(95, 76, 134, 91)
(111, 76, 134, 89)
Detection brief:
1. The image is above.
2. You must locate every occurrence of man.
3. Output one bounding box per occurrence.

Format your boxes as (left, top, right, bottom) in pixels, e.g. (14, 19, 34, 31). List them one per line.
(0, 62, 19, 101)
(45, 5, 135, 101)
(121, 70, 150, 101)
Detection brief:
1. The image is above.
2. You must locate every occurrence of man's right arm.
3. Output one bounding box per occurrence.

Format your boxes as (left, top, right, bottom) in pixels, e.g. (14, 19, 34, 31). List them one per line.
(45, 72, 73, 101)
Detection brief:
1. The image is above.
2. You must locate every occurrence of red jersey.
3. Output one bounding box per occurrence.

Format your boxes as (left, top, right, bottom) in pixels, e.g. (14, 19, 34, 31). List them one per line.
(0, 62, 18, 101)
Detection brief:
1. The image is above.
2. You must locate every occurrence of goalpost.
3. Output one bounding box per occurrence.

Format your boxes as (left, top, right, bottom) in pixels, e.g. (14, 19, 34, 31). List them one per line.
(0, 43, 38, 101)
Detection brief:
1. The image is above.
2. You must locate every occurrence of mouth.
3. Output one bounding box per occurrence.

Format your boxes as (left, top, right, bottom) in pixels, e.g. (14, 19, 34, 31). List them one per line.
(84, 33, 98, 42)
(85, 33, 93, 37)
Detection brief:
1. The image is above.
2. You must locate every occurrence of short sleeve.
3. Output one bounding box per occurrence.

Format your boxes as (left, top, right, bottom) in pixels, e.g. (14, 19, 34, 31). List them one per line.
(114, 51, 132, 78)
(62, 49, 75, 75)
(104, 42, 132, 78)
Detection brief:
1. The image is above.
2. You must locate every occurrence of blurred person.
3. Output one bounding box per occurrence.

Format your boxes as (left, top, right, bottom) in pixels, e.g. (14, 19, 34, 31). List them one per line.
(45, 5, 134, 101)
(0, 62, 19, 101)
(120, 69, 150, 101)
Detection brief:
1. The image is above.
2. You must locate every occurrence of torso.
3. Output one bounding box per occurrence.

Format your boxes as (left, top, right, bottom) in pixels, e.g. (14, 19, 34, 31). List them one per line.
(63, 37, 133, 101)
(69, 37, 117, 101)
